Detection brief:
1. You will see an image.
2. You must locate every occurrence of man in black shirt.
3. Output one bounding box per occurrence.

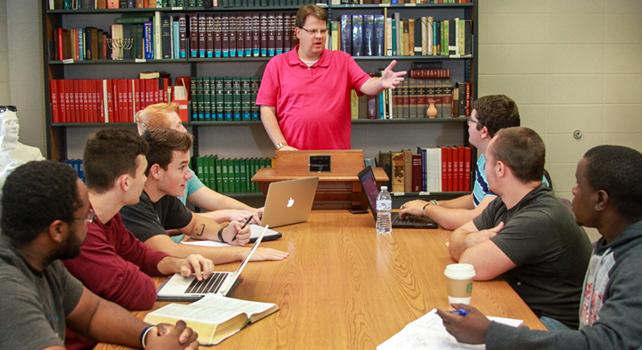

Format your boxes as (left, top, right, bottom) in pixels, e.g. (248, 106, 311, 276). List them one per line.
(448, 127, 591, 328)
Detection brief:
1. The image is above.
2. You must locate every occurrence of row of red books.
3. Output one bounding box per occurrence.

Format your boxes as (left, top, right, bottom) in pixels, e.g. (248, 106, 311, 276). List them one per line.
(49, 78, 170, 123)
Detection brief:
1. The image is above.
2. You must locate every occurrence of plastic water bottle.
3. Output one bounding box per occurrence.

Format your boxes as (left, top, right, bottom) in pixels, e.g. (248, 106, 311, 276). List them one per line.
(376, 186, 392, 235)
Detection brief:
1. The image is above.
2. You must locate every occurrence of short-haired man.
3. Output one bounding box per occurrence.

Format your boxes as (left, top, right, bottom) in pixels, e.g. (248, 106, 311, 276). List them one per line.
(120, 128, 288, 263)
(438, 145, 642, 349)
(257, 4, 406, 151)
(136, 103, 262, 224)
(400, 95, 523, 229)
(0, 160, 198, 349)
(448, 127, 591, 329)
(63, 129, 215, 349)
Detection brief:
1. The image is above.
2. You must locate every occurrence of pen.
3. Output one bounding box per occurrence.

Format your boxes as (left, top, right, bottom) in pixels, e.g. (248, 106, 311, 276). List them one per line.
(232, 215, 254, 242)
(450, 308, 468, 317)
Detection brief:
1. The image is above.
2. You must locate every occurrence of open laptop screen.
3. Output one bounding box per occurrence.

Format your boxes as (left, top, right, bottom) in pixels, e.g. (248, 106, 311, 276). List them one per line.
(358, 166, 381, 220)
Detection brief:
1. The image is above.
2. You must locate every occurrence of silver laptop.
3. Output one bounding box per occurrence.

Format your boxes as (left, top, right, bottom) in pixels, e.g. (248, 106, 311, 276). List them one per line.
(157, 226, 268, 301)
(261, 177, 319, 228)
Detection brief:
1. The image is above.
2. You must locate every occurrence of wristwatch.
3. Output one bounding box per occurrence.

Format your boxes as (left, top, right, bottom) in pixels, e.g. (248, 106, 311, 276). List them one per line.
(275, 141, 288, 150)
(422, 200, 439, 211)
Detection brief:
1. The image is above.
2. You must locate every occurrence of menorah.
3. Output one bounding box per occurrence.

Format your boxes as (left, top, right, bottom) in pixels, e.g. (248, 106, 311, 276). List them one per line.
(107, 37, 133, 61)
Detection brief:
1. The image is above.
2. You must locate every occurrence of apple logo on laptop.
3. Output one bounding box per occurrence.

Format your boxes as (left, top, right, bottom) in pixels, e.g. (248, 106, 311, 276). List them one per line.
(286, 197, 295, 208)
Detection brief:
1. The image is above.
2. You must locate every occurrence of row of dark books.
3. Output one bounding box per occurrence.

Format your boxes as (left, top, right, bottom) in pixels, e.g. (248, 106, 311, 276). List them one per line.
(49, 0, 325, 10)
(190, 77, 260, 121)
(378, 146, 472, 194)
(334, 15, 472, 57)
(193, 155, 271, 194)
(49, 78, 170, 123)
(187, 13, 297, 58)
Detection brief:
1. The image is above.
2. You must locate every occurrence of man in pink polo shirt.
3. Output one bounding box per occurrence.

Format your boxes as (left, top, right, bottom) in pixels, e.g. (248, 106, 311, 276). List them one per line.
(256, 4, 406, 151)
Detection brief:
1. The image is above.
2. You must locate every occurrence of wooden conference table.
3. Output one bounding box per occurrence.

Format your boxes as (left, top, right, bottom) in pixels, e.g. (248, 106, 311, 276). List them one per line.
(96, 211, 543, 350)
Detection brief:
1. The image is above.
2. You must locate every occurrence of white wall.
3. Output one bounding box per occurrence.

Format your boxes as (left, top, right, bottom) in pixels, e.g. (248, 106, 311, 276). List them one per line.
(5, 0, 46, 152)
(478, 0, 642, 240)
(0, 0, 9, 103)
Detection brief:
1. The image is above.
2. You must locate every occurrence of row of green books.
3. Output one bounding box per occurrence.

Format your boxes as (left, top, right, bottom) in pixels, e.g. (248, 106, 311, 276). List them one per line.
(190, 77, 260, 121)
(193, 155, 271, 194)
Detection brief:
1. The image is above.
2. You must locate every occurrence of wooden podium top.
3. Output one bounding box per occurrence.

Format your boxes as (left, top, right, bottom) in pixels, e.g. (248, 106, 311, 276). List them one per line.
(271, 149, 365, 176)
(252, 167, 389, 183)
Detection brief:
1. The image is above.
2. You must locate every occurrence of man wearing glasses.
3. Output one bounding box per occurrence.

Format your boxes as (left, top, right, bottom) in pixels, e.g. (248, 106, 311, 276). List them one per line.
(399, 95, 522, 229)
(256, 4, 406, 151)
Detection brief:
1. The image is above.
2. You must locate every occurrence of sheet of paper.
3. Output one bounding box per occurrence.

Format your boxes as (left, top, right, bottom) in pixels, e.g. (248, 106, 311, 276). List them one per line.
(250, 224, 280, 239)
(377, 309, 522, 350)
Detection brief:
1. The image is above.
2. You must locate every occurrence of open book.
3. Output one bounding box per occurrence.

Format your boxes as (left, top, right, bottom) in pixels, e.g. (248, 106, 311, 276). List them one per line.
(143, 294, 279, 345)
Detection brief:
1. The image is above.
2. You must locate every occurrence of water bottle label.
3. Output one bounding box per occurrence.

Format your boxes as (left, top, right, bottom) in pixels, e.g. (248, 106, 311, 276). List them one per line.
(376, 200, 391, 211)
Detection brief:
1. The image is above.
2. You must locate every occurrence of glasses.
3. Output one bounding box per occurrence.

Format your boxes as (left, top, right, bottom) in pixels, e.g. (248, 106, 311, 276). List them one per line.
(466, 116, 479, 125)
(75, 209, 96, 224)
(299, 27, 328, 36)
(0, 105, 17, 113)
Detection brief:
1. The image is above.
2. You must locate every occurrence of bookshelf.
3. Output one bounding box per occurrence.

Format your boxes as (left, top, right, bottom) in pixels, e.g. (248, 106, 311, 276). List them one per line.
(41, 0, 477, 203)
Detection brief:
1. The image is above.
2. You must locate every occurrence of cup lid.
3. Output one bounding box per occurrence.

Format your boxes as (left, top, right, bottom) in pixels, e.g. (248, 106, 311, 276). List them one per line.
(444, 263, 476, 279)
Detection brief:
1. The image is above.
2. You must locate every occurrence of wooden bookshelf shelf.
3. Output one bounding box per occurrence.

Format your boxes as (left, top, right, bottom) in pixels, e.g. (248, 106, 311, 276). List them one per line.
(352, 118, 465, 124)
(330, 3, 474, 9)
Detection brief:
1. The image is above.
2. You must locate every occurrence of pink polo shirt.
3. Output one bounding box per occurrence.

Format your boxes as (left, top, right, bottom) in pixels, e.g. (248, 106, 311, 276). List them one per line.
(256, 47, 371, 150)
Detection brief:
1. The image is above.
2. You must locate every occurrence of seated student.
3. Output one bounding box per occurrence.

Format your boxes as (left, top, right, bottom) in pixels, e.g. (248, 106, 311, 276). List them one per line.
(447, 127, 591, 329)
(437, 145, 642, 349)
(63, 129, 215, 349)
(0, 160, 198, 350)
(136, 103, 262, 224)
(120, 128, 288, 263)
(400, 95, 521, 230)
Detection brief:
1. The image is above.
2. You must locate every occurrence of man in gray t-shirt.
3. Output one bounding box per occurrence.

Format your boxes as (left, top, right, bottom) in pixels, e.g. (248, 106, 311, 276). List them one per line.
(448, 127, 591, 328)
(0, 160, 199, 349)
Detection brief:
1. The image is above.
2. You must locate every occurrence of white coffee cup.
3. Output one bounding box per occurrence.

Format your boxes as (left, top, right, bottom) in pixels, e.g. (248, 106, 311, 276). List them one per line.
(444, 263, 476, 304)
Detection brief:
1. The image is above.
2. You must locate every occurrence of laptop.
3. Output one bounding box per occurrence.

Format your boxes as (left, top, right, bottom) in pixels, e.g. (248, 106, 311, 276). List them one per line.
(358, 166, 438, 229)
(157, 226, 268, 301)
(261, 177, 319, 228)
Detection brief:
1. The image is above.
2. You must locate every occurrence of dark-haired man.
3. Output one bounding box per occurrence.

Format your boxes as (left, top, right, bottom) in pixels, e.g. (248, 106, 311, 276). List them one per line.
(448, 127, 591, 329)
(438, 145, 642, 349)
(63, 129, 215, 349)
(0, 160, 198, 349)
(257, 4, 406, 150)
(120, 128, 288, 263)
(400, 95, 527, 230)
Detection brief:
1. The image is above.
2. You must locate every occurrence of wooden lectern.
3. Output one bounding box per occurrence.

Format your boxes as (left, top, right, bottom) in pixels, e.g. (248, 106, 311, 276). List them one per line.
(252, 150, 389, 210)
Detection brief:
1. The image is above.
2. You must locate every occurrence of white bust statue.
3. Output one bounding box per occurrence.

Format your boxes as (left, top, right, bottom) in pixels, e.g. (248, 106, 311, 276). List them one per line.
(0, 106, 45, 187)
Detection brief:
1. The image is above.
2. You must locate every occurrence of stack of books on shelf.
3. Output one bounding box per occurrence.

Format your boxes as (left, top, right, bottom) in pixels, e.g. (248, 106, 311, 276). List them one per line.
(190, 77, 260, 121)
(48, 0, 325, 10)
(351, 68, 472, 119)
(192, 155, 271, 194)
(49, 77, 170, 123)
(331, 13, 472, 58)
(378, 146, 472, 193)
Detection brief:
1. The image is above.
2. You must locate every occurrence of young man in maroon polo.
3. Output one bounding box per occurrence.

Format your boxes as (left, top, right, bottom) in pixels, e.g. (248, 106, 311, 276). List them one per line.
(257, 4, 406, 151)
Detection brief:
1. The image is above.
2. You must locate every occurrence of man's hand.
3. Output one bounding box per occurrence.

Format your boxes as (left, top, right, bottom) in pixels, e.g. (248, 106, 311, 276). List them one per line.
(243, 247, 289, 261)
(380, 60, 407, 89)
(436, 304, 491, 345)
(227, 209, 263, 226)
(463, 222, 503, 249)
(222, 220, 251, 246)
(279, 145, 298, 151)
(146, 321, 199, 350)
(399, 200, 429, 218)
(179, 254, 214, 281)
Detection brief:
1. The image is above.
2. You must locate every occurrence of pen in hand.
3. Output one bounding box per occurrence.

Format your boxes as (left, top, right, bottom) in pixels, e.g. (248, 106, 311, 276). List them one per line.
(450, 308, 468, 317)
(232, 215, 254, 242)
